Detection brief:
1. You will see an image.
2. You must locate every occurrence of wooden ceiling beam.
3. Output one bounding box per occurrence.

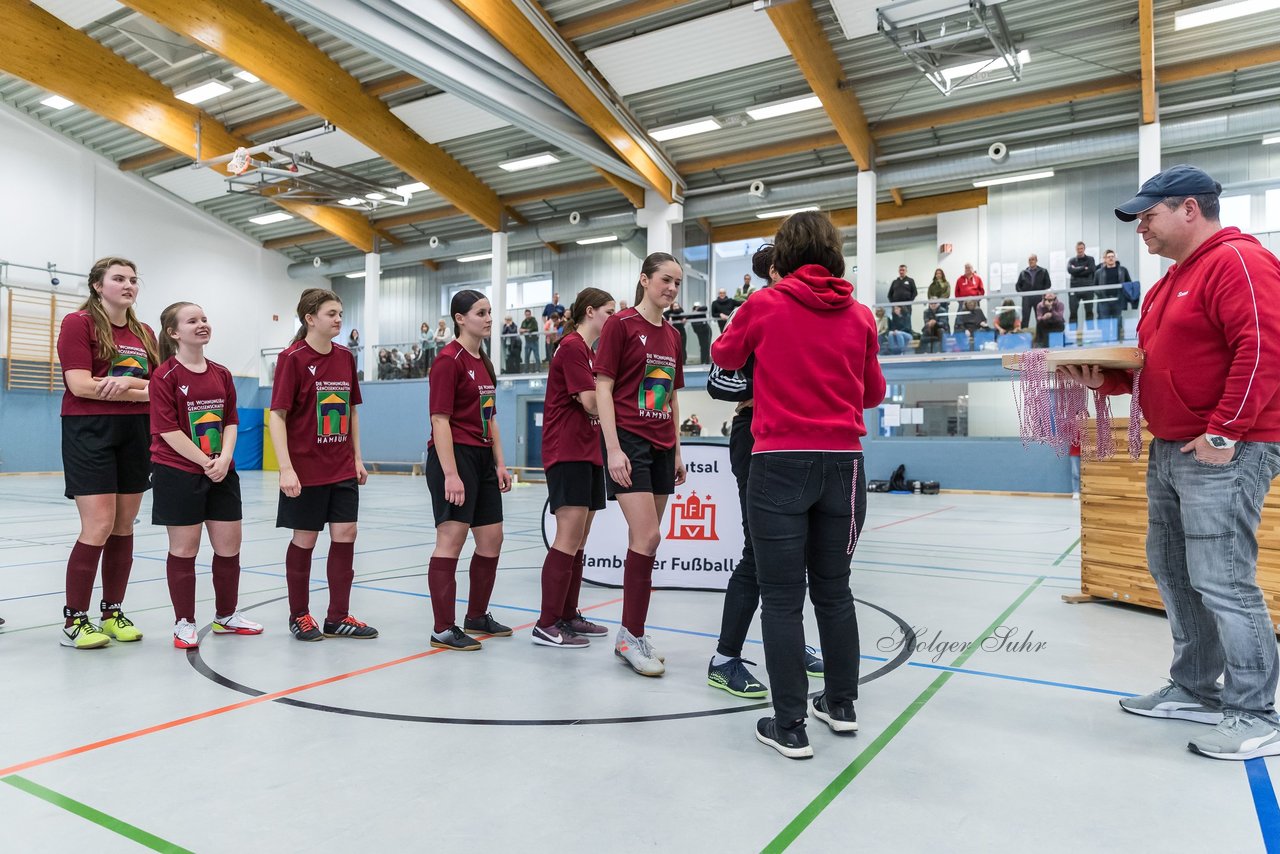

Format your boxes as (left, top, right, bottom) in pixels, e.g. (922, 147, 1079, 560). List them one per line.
(677, 131, 844, 175)
(1, 0, 379, 252)
(1139, 0, 1156, 124)
(558, 0, 686, 41)
(452, 0, 679, 203)
(709, 189, 988, 244)
(1157, 43, 1280, 84)
(766, 1, 875, 171)
(596, 169, 646, 208)
(122, 0, 504, 230)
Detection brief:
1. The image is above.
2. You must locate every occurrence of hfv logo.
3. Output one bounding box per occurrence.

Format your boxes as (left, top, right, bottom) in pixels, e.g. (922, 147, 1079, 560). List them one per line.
(308, 365, 317, 375)
(179, 385, 189, 396)
(468, 370, 475, 380)
(666, 493, 718, 541)
(639, 334, 648, 346)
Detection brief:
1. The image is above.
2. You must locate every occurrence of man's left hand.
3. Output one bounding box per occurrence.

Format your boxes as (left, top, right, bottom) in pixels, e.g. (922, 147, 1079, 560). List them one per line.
(1180, 434, 1235, 464)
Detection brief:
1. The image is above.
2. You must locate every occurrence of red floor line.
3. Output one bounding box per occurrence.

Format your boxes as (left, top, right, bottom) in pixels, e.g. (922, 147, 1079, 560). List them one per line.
(870, 505, 955, 531)
(0, 596, 625, 778)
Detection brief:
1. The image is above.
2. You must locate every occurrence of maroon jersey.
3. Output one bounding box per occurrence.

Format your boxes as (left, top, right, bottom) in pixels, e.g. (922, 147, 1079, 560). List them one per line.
(270, 340, 362, 487)
(57, 310, 155, 416)
(542, 331, 602, 467)
(150, 357, 240, 474)
(428, 340, 496, 448)
(594, 308, 684, 449)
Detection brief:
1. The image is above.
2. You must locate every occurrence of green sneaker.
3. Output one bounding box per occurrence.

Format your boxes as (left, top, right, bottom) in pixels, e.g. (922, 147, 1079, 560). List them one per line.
(99, 602, 143, 642)
(1119, 682, 1222, 724)
(708, 657, 768, 698)
(60, 609, 110, 649)
(1189, 713, 1280, 760)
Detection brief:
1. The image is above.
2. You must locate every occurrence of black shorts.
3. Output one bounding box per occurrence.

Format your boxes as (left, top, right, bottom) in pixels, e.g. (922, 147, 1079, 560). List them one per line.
(62, 414, 151, 499)
(606, 428, 676, 500)
(276, 478, 359, 532)
(426, 444, 504, 528)
(151, 463, 242, 527)
(547, 461, 606, 513)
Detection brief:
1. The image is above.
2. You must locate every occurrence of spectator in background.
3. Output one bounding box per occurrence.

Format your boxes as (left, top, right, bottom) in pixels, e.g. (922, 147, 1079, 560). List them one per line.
(1034, 291, 1065, 347)
(691, 302, 712, 365)
(886, 306, 914, 355)
(407, 343, 424, 378)
(956, 263, 984, 298)
(955, 299, 990, 337)
(874, 305, 889, 351)
(390, 348, 406, 379)
(433, 318, 451, 355)
(419, 321, 430, 347)
(993, 298, 1021, 335)
(618, 300, 629, 311)
(544, 311, 563, 361)
(520, 308, 539, 370)
(735, 273, 755, 302)
(888, 264, 918, 320)
(1016, 254, 1051, 329)
(347, 329, 361, 350)
(711, 288, 739, 331)
(928, 268, 951, 301)
(1093, 249, 1132, 339)
(1067, 241, 1097, 326)
(502, 315, 520, 374)
(921, 300, 949, 353)
(665, 301, 688, 357)
(543, 292, 566, 322)
(377, 348, 393, 380)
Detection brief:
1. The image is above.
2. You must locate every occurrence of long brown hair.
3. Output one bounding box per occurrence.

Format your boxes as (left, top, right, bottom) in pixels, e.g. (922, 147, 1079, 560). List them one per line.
(634, 252, 680, 306)
(565, 287, 614, 334)
(291, 287, 342, 345)
(450, 289, 496, 383)
(158, 301, 198, 363)
(772, 211, 845, 278)
(82, 256, 160, 367)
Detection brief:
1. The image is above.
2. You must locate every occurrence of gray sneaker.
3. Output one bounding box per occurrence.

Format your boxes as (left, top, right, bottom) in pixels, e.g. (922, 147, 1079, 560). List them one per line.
(615, 627, 664, 677)
(1188, 713, 1280, 760)
(1119, 682, 1223, 724)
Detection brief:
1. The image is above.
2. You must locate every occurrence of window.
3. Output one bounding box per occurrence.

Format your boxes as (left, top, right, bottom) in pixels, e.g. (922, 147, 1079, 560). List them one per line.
(1219, 194, 1251, 232)
(1265, 189, 1280, 232)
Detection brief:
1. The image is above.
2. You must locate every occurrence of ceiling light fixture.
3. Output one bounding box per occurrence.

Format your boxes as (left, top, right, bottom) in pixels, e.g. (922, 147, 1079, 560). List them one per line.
(395, 182, 429, 197)
(972, 169, 1055, 188)
(746, 94, 822, 121)
(40, 95, 74, 110)
(498, 152, 560, 172)
(754, 205, 819, 220)
(175, 80, 232, 104)
(234, 70, 260, 84)
(338, 197, 363, 206)
(1175, 0, 1280, 30)
(248, 211, 294, 225)
(576, 235, 619, 245)
(650, 117, 723, 142)
(1263, 134, 1280, 145)
(457, 253, 494, 263)
(942, 50, 1031, 84)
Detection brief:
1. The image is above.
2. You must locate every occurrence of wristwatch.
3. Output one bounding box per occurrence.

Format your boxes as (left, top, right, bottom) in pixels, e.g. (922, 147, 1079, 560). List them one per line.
(1205, 434, 1237, 449)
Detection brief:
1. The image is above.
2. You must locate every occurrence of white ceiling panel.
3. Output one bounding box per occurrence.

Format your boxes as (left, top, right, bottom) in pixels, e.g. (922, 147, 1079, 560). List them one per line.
(149, 165, 233, 203)
(391, 94, 510, 143)
(290, 129, 379, 167)
(585, 6, 791, 97)
(33, 0, 123, 29)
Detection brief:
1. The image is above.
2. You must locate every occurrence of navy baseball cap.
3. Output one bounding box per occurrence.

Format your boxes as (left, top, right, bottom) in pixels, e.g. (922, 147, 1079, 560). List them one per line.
(1114, 164, 1222, 222)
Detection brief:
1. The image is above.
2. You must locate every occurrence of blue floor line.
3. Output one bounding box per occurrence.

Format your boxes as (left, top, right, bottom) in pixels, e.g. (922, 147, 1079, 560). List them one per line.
(1247, 759, 1280, 853)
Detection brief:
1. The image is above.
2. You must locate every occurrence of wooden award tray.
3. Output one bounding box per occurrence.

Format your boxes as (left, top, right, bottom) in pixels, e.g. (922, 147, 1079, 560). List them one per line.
(1002, 346, 1144, 371)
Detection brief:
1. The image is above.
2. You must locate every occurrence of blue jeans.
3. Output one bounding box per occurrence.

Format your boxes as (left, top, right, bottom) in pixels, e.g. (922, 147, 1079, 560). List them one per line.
(748, 451, 866, 725)
(523, 336, 539, 368)
(1146, 439, 1280, 721)
(886, 330, 911, 355)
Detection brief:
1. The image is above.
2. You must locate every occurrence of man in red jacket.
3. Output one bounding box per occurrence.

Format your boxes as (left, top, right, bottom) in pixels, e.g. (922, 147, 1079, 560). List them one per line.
(1063, 165, 1280, 761)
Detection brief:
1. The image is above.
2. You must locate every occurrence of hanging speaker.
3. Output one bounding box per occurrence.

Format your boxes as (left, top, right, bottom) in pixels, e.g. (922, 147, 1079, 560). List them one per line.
(568, 210, 581, 225)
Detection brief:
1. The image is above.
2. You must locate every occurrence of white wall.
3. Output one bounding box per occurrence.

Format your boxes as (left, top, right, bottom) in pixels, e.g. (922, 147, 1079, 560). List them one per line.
(0, 105, 325, 376)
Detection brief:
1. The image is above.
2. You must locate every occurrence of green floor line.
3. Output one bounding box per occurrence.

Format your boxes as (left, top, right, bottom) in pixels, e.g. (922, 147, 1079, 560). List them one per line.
(763, 576, 1046, 853)
(1052, 536, 1081, 566)
(3, 775, 194, 853)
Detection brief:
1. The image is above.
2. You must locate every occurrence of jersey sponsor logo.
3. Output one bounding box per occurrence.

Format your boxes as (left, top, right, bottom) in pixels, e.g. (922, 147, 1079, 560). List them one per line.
(308, 365, 317, 375)
(189, 409, 225, 455)
(316, 391, 350, 438)
(110, 351, 149, 378)
(666, 493, 718, 541)
(1177, 290, 1190, 297)
(480, 392, 496, 438)
(179, 385, 189, 396)
(639, 356, 675, 416)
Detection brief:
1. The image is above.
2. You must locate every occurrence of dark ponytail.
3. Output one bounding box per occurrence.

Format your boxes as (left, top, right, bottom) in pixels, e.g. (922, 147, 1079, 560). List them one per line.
(634, 252, 679, 306)
(450, 289, 496, 383)
(565, 287, 614, 334)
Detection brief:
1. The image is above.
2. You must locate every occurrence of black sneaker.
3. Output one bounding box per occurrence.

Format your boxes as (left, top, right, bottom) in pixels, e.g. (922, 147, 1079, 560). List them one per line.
(463, 613, 513, 637)
(323, 614, 379, 639)
(289, 613, 325, 642)
(755, 717, 813, 760)
(805, 646, 825, 678)
(707, 657, 768, 698)
(431, 626, 482, 651)
(810, 693, 858, 733)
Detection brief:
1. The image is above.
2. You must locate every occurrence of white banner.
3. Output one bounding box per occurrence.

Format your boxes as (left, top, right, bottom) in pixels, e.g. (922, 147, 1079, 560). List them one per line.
(542, 442, 742, 590)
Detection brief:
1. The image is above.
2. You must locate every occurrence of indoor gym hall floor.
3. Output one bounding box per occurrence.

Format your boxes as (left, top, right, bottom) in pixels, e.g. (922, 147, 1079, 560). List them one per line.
(0, 472, 1276, 853)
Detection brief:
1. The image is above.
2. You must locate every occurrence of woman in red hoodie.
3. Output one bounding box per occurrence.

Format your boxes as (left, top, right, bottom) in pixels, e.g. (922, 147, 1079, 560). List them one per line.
(712, 211, 886, 760)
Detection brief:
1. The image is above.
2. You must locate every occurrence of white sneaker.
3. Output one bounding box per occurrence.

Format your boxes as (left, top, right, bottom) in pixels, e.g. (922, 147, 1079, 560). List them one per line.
(643, 633, 666, 663)
(615, 627, 664, 677)
(173, 619, 198, 650)
(212, 612, 264, 635)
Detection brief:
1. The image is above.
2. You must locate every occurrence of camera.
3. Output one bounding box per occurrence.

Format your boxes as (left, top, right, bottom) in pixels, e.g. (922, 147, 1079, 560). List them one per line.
(49, 276, 60, 287)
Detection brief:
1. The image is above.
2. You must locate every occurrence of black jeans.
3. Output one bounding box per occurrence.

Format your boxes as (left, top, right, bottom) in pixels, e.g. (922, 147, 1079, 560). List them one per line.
(748, 451, 867, 725)
(1068, 285, 1094, 324)
(717, 410, 757, 658)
